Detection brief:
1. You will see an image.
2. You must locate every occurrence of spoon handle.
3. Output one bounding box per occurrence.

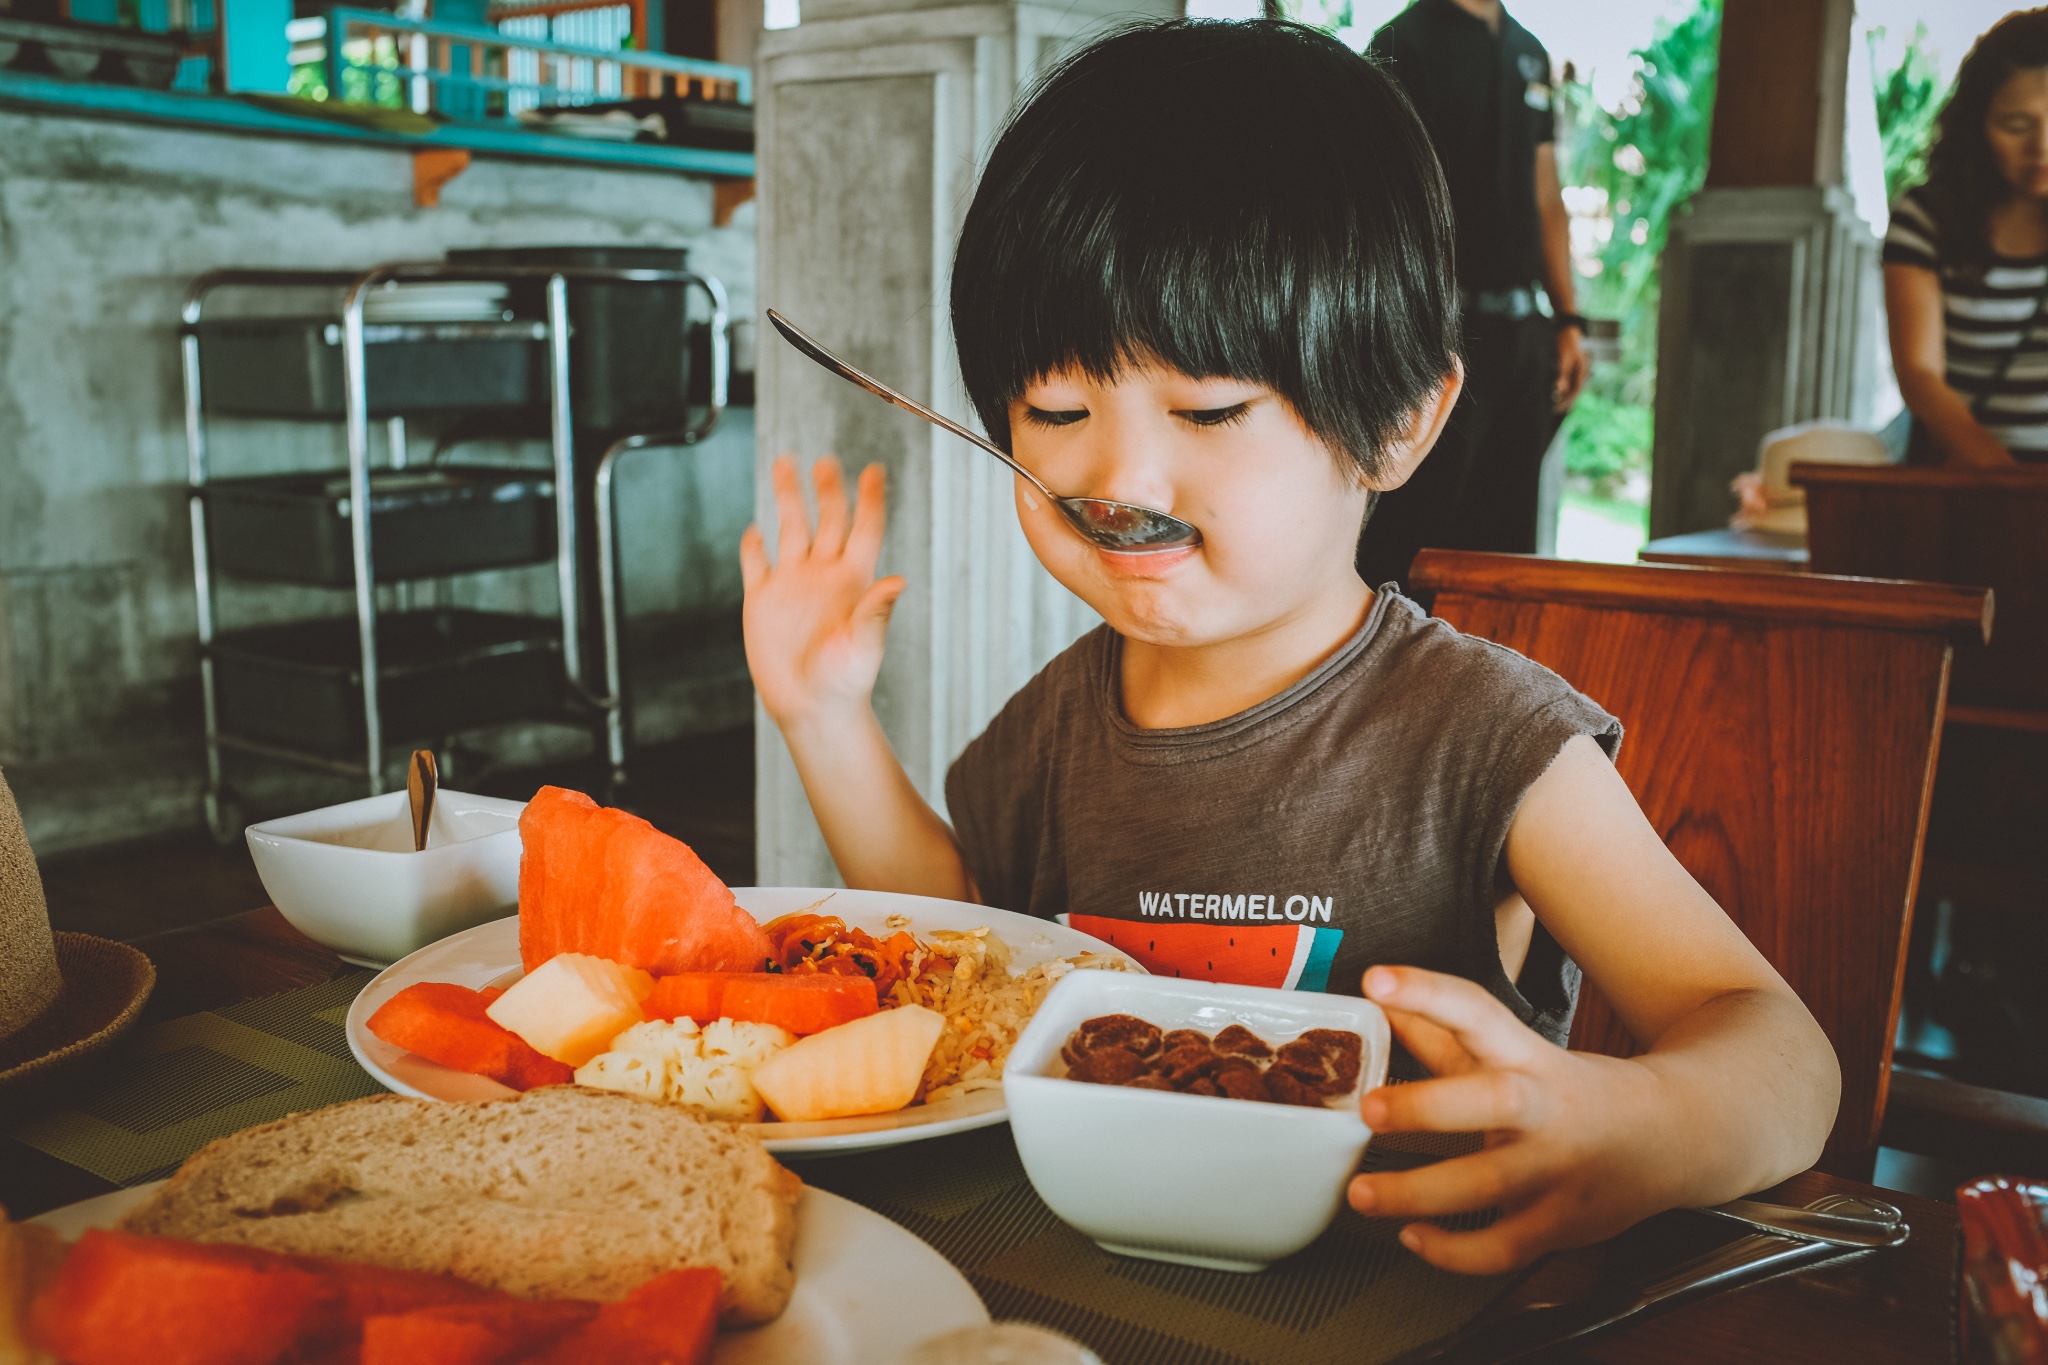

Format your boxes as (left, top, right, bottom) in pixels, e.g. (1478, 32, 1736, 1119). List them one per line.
(408, 749, 438, 852)
(764, 310, 1056, 499)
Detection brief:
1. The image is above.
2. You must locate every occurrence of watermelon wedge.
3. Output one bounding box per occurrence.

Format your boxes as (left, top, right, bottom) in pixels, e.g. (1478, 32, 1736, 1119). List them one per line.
(523, 1267, 720, 1365)
(517, 786, 771, 977)
(360, 1298, 597, 1365)
(645, 972, 878, 1034)
(364, 983, 574, 1091)
(30, 1228, 332, 1365)
(1064, 916, 1342, 991)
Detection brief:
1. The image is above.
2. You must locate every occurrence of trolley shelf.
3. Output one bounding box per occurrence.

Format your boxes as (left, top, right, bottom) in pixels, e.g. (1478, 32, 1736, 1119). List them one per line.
(190, 317, 546, 419)
(210, 610, 565, 759)
(204, 468, 557, 586)
(183, 261, 730, 842)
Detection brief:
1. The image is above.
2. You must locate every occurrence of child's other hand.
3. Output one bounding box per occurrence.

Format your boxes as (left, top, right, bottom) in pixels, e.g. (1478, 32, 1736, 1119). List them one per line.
(1348, 965, 1681, 1275)
(740, 454, 906, 730)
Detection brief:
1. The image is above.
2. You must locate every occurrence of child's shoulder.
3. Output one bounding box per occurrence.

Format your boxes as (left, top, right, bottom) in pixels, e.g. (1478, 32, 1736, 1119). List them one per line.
(1353, 591, 1622, 751)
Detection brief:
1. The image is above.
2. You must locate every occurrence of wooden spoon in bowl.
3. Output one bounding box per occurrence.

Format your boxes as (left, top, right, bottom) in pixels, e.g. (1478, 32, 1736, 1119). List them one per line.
(408, 749, 438, 852)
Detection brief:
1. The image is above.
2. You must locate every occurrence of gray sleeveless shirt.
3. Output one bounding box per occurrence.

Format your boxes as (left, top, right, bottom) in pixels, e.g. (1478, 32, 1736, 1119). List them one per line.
(944, 590, 1621, 1046)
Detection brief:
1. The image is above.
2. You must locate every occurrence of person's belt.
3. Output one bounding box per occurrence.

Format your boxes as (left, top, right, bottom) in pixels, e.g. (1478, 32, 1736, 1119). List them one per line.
(1462, 286, 1541, 319)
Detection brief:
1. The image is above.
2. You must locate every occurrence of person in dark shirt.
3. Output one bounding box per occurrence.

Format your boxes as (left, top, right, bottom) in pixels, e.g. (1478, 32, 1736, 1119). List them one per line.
(1358, 0, 1590, 589)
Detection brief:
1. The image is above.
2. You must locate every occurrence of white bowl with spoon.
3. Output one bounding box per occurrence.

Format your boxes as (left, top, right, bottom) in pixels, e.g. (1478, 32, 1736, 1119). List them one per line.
(246, 786, 526, 966)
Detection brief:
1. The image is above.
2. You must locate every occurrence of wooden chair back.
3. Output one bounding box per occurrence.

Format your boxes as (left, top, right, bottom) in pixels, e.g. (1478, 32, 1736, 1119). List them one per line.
(1793, 463, 2048, 724)
(1410, 550, 1991, 1179)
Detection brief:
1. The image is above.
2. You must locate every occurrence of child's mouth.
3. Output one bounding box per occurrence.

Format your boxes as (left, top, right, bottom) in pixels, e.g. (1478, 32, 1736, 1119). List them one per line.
(1095, 546, 1196, 577)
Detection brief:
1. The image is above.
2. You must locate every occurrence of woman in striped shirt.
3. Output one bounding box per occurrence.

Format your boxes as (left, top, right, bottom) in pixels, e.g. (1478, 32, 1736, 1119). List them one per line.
(1886, 9, 2048, 465)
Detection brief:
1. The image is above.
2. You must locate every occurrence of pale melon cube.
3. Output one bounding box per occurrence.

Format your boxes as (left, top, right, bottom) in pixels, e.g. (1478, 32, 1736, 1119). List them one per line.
(750, 1005, 946, 1122)
(486, 952, 653, 1067)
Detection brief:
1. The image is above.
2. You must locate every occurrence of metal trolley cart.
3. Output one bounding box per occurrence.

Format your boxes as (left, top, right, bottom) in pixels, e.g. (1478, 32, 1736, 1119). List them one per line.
(182, 261, 729, 842)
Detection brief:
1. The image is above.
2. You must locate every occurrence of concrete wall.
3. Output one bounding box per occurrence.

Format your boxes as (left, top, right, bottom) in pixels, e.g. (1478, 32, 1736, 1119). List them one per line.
(0, 108, 757, 854)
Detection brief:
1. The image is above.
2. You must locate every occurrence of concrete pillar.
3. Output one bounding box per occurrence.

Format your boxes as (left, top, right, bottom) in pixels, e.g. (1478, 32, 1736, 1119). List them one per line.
(1648, 0, 1881, 538)
(751, 0, 1172, 887)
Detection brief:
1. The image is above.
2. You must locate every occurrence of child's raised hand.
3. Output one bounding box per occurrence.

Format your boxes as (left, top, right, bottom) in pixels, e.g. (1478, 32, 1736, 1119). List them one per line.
(740, 454, 906, 730)
(1348, 965, 1684, 1275)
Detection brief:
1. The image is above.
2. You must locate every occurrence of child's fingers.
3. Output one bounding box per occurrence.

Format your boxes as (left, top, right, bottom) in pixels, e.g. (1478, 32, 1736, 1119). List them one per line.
(849, 576, 907, 654)
(810, 455, 850, 559)
(1378, 1006, 1478, 1079)
(842, 463, 890, 573)
(1393, 1203, 1553, 1277)
(1363, 967, 1544, 1072)
(771, 454, 812, 563)
(1345, 1144, 1540, 1224)
(1361, 1070, 1537, 1136)
(740, 524, 769, 592)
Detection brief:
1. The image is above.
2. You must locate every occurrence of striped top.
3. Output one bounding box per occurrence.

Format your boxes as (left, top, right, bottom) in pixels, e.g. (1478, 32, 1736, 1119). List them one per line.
(1885, 187, 2048, 458)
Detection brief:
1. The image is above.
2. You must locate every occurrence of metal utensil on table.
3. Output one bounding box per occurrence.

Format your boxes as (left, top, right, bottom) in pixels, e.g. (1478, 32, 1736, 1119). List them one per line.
(407, 748, 438, 852)
(1394, 1194, 1909, 1364)
(1698, 1195, 1906, 1250)
(764, 309, 1202, 554)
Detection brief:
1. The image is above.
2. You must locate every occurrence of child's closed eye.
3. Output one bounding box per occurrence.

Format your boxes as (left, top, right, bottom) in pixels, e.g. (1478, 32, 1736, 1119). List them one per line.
(1176, 403, 1252, 429)
(1021, 405, 1089, 428)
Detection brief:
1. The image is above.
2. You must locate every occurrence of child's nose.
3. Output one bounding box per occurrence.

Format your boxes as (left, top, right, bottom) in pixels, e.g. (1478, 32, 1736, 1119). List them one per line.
(1069, 417, 1181, 512)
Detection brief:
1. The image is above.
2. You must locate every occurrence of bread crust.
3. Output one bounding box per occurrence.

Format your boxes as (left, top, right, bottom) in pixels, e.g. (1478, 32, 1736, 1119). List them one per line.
(121, 1088, 801, 1324)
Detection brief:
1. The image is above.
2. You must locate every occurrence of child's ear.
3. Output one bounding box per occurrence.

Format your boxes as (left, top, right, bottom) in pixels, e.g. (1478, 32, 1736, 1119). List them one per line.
(1366, 362, 1466, 491)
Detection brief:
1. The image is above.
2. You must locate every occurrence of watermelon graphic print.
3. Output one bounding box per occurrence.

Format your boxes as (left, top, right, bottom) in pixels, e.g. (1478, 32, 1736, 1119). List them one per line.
(1060, 915, 1344, 991)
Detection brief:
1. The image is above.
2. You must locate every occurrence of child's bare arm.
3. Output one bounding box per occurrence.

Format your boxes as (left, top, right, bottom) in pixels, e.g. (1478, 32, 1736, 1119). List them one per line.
(740, 454, 977, 901)
(1347, 736, 1839, 1274)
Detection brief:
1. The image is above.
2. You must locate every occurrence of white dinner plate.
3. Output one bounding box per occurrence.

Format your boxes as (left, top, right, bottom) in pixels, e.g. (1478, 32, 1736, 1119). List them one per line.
(345, 886, 1140, 1155)
(32, 1180, 988, 1365)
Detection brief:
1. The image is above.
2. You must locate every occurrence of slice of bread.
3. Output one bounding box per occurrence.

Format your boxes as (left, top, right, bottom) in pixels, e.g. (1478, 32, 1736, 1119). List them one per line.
(119, 1087, 800, 1324)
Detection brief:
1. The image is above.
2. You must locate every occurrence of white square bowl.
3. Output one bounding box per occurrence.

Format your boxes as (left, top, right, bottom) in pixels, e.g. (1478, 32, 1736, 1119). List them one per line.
(245, 789, 525, 966)
(1003, 970, 1391, 1272)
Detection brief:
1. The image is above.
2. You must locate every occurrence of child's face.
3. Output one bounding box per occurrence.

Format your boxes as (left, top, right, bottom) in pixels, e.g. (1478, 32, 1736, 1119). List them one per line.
(1007, 361, 1376, 649)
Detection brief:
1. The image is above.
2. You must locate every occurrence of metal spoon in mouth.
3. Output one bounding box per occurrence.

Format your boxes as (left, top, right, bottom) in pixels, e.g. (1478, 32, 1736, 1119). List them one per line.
(765, 310, 1202, 553)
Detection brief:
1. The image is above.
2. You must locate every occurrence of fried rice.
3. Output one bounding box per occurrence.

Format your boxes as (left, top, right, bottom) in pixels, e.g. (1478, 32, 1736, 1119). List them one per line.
(878, 916, 1129, 1105)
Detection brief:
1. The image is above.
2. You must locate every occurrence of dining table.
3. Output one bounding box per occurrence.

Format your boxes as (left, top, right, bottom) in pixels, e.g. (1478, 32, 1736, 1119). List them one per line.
(2, 906, 1961, 1365)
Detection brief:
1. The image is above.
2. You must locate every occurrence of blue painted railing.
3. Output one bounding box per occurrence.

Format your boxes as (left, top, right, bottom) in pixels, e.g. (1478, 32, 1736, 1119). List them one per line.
(323, 6, 749, 123)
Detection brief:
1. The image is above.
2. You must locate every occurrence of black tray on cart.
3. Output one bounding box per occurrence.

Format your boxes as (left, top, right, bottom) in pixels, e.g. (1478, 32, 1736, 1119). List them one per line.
(204, 468, 556, 586)
(193, 317, 545, 419)
(210, 609, 563, 756)
(446, 246, 694, 434)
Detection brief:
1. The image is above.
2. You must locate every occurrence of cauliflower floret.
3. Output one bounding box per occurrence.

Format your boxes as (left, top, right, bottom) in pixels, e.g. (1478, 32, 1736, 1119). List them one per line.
(700, 1018, 796, 1065)
(574, 1048, 666, 1099)
(574, 1016, 795, 1121)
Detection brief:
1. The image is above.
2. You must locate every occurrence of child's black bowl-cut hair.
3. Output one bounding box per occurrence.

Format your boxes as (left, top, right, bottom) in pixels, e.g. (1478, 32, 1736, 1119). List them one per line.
(951, 19, 1459, 485)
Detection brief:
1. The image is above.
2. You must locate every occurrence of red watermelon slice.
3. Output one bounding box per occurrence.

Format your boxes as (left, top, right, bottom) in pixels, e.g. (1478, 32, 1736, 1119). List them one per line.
(1065, 915, 1340, 990)
(518, 787, 771, 977)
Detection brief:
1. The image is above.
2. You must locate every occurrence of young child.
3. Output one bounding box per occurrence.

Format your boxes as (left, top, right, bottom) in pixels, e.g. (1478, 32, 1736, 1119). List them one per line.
(740, 20, 1839, 1274)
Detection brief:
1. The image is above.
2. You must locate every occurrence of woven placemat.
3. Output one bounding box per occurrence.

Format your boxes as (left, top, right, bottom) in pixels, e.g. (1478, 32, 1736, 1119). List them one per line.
(8, 973, 1514, 1364)
(798, 1125, 1514, 1365)
(5, 970, 383, 1186)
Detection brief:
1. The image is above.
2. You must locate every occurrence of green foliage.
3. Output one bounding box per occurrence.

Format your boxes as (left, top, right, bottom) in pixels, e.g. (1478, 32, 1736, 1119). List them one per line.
(1290, 1, 1728, 505)
(1551, 0, 1722, 495)
(1560, 391, 1652, 496)
(1557, 0, 1720, 387)
(288, 62, 328, 101)
(1871, 25, 1944, 201)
